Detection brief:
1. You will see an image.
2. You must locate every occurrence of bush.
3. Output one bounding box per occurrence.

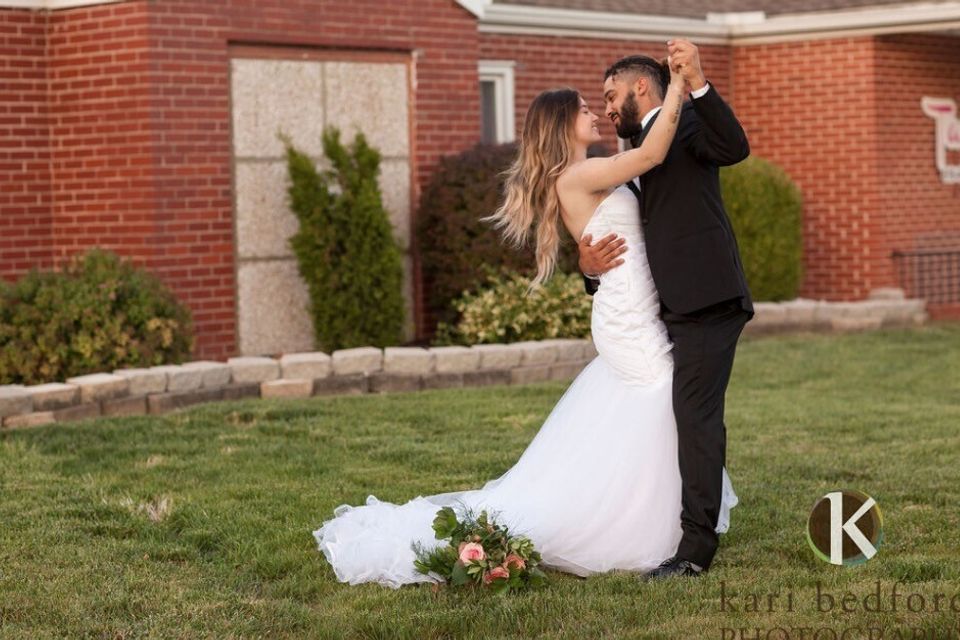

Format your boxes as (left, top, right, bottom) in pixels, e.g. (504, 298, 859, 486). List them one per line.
(721, 156, 804, 301)
(416, 144, 579, 332)
(283, 128, 405, 352)
(0, 249, 194, 385)
(435, 269, 591, 345)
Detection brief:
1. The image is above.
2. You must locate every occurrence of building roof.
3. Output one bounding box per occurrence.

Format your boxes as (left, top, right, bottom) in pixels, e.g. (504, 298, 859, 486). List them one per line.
(497, 0, 950, 19)
(463, 0, 960, 45)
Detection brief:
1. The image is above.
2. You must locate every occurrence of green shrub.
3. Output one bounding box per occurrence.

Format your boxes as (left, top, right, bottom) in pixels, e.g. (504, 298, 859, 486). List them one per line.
(283, 128, 405, 352)
(0, 249, 194, 385)
(435, 269, 591, 345)
(721, 156, 804, 301)
(416, 144, 579, 332)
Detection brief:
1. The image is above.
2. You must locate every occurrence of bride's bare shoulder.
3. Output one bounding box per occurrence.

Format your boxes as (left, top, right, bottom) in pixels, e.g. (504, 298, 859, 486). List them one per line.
(556, 166, 584, 210)
(557, 165, 612, 241)
(558, 158, 601, 189)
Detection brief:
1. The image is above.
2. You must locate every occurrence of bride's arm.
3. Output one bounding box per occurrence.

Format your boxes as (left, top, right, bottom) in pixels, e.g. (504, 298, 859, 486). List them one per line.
(560, 67, 686, 194)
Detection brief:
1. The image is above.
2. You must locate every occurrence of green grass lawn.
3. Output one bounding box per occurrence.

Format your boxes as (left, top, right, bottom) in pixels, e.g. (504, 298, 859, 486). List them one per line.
(2, 325, 960, 639)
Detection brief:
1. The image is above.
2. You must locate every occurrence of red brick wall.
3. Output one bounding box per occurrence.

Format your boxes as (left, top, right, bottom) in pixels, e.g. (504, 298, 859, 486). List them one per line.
(1, 0, 480, 358)
(732, 37, 883, 302)
(0, 9, 52, 278)
(873, 34, 960, 318)
(479, 33, 733, 151)
(732, 35, 960, 312)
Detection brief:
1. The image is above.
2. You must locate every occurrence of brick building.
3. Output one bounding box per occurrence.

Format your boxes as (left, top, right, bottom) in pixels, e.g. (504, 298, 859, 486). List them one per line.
(2, 0, 958, 358)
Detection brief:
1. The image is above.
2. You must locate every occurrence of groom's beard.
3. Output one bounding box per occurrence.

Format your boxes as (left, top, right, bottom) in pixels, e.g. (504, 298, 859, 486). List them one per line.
(614, 91, 643, 139)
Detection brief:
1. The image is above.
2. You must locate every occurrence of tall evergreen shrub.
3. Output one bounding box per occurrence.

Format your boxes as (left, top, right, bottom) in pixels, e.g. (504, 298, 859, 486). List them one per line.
(283, 128, 405, 351)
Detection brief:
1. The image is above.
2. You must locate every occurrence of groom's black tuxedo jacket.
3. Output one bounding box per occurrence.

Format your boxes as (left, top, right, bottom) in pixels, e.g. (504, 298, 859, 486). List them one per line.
(584, 84, 754, 317)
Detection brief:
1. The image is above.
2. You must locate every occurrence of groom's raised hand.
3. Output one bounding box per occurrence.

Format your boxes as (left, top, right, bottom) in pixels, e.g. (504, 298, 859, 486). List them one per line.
(579, 232, 627, 278)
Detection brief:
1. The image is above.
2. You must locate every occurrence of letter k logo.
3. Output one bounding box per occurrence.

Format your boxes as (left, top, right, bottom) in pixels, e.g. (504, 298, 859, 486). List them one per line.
(807, 490, 883, 566)
(828, 492, 877, 565)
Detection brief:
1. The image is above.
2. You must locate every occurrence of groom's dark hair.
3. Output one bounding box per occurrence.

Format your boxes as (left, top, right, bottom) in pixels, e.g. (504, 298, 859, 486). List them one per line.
(604, 55, 669, 100)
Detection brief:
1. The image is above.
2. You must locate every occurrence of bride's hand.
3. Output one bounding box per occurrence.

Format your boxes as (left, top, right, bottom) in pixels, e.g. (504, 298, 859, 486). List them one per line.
(666, 55, 685, 91)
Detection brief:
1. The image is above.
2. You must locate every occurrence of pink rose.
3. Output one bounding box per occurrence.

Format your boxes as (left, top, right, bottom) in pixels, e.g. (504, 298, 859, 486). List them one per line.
(503, 554, 526, 571)
(483, 566, 510, 584)
(458, 542, 486, 564)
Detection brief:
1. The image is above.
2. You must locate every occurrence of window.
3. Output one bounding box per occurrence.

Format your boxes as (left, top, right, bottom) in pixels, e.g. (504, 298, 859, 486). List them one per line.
(478, 60, 515, 144)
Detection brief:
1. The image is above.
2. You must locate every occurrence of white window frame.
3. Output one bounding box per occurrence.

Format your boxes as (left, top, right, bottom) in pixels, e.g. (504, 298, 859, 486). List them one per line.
(478, 60, 516, 144)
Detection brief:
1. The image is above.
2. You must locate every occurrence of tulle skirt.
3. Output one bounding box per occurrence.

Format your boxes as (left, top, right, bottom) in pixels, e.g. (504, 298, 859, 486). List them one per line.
(312, 355, 737, 588)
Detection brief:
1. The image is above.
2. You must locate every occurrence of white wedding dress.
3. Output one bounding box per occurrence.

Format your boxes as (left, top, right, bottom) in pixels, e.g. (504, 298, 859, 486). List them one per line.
(312, 186, 737, 588)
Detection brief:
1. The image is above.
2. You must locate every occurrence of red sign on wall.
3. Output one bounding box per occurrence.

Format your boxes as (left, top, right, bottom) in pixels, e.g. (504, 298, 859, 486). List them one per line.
(922, 97, 960, 184)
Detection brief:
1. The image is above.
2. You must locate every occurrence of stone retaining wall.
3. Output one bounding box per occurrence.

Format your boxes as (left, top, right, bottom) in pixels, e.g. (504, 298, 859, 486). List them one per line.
(0, 293, 928, 431)
(744, 289, 927, 335)
(0, 339, 598, 431)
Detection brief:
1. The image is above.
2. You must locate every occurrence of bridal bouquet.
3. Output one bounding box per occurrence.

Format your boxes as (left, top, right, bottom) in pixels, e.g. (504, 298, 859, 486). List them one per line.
(413, 506, 547, 593)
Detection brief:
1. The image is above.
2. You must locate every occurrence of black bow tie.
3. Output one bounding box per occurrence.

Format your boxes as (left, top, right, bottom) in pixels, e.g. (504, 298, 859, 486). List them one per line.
(630, 112, 658, 148)
(630, 127, 647, 149)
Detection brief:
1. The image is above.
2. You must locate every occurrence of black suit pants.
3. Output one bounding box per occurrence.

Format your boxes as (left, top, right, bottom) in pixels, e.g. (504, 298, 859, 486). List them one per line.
(660, 298, 749, 570)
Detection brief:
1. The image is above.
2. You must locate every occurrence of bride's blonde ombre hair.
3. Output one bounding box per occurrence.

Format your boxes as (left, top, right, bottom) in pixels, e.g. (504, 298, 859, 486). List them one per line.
(482, 88, 581, 290)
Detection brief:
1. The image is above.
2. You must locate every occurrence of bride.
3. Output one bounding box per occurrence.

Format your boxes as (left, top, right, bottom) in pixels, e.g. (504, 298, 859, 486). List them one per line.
(312, 56, 736, 588)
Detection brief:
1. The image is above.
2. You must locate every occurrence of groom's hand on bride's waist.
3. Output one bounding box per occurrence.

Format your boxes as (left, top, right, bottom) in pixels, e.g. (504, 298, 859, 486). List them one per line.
(579, 232, 627, 279)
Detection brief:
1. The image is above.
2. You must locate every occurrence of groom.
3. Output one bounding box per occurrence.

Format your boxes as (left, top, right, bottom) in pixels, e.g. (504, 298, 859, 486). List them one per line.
(579, 40, 753, 579)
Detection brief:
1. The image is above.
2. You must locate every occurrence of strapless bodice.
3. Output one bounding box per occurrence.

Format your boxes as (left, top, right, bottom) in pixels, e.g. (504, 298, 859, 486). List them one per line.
(581, 186, 672, 385)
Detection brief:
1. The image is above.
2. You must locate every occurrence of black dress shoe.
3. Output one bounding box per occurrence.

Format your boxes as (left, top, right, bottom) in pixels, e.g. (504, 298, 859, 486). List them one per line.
(641, 556, 705, 581)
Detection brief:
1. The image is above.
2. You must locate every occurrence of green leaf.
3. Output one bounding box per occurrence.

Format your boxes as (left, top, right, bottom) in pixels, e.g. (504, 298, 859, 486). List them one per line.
(432, 507, 459, 539)
(490, 580, 511, 595)
(451, 562, 470, 586)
